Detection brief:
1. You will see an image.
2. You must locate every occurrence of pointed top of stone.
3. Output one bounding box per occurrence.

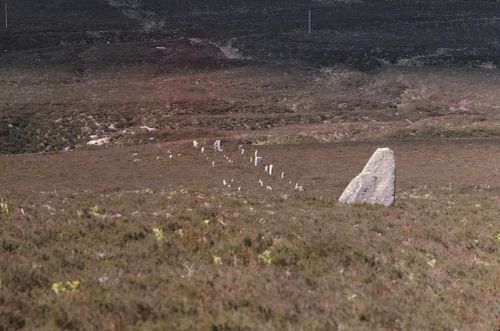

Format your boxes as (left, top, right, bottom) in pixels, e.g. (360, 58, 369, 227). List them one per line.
(339, 147, 395, 207)
(213, 140, 223, 152)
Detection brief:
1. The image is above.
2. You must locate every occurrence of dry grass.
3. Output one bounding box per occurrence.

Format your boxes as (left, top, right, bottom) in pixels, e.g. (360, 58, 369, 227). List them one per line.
(1, 179, 498, 330)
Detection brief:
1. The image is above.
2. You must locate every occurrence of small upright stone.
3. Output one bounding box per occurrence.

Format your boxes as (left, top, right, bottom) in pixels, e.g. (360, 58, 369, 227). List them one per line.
(213, 140, 223, 152)
(339, 147, 395, 207)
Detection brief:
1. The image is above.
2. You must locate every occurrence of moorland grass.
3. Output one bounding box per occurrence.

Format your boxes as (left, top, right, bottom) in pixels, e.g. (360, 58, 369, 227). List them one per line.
(0, 187, 498, 330)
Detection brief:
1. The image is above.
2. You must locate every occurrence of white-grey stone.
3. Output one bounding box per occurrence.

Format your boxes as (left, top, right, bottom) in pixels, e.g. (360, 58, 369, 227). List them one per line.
(213, 140, 223, 152)
(338, 147, 395, 207)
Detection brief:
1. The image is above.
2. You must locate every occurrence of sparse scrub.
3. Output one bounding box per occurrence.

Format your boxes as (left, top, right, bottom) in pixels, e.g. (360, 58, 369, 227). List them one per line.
(0, 185, 498, 330)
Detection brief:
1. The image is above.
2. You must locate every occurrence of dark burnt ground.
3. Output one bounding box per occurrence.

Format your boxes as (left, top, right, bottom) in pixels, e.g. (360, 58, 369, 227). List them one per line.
(143, 0, 500, 68)
(0, 0, 136, 51)
(3, 0, 500, 68)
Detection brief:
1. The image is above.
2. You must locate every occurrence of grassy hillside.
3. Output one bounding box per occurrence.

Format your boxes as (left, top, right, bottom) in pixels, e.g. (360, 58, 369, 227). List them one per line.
(0, 140, 499, 330)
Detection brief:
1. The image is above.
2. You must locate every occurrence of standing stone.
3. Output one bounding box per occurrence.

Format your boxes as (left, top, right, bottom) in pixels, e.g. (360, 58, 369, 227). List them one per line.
(338, 147, 395, 207)
(213, 140, 223, 152)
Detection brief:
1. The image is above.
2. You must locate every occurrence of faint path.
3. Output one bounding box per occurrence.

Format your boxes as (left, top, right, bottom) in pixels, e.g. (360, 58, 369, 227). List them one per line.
(1, 138, 498, 196)
(106, 0, 165, 32)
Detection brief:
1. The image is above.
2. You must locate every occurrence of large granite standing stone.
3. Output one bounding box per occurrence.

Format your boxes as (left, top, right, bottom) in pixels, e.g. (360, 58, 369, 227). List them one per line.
(339, 147, 395, 206)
